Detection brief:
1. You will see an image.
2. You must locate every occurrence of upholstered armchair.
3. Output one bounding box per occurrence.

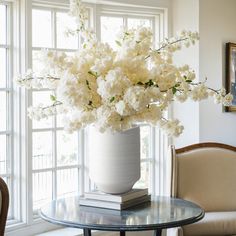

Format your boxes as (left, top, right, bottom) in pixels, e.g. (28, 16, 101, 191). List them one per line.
(0, 177, 9, 236)
(167, 142, 236, 236)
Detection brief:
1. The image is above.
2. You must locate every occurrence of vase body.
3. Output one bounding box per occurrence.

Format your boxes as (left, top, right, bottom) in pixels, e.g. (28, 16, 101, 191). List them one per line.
(88, 127, 140, 194)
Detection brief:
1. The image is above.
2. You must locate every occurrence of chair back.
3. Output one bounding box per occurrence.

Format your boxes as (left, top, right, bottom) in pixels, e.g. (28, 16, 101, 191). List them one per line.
(170, 142, 236, 212)
(0, 177, 9, 236)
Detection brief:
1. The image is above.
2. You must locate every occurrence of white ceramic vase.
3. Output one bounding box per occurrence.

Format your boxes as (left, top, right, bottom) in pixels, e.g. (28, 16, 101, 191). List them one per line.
(88, 127, 140, 194)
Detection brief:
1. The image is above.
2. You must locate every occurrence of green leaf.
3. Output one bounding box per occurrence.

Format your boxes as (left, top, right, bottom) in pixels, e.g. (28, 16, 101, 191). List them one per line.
(88, 71, 97, 77)
(86, 80, 91, 90)
(137, 82, 144, 85)
(145, 80, 154, 87)
(110, 97, 115, 103)
(186, 80, 192, 83)
(50, 94, 56, 102)
(172, 87, 177, 94)
(88, 100, 93, 106)
(115, 40, 122, 46)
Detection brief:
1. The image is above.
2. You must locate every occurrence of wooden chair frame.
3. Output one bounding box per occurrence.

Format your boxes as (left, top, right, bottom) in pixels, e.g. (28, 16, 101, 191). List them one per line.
(0, 177, 9, 236)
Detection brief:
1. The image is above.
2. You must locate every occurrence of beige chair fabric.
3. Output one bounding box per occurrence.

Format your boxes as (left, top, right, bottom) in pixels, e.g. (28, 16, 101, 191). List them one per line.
(183, 211, 236, 236)
(169, 142, 236, 236)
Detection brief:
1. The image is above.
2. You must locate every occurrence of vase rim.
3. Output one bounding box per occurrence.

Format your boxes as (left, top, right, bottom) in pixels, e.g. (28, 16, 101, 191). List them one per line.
(90, 125, 140, 134)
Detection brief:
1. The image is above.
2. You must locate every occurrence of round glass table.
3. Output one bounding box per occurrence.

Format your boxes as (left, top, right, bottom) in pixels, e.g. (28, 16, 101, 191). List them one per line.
(39, 196, 204, 236)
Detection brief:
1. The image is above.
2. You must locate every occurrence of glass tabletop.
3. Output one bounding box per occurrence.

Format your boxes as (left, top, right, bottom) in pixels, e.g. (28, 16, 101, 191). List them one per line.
(39, 196, 204, 231)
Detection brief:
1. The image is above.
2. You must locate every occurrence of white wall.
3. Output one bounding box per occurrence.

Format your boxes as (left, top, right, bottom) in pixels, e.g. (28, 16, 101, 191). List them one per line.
(171, 0, 200, 148)
(172, 0, 236, 147)
(199, 0, 236, 146)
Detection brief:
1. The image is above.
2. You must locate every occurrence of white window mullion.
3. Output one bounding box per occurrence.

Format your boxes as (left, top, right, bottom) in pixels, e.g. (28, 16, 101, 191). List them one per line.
(0, 45, 10, 48)
(52, 128, 57, 200)
(32, 46, 75, 52)
(12, 0, 23, 225)
(0, 173, 11, 179)
(23, 0, 34, 225)
(150, 127, 156, 196)
(52, 9, 56, 49)
(93, 4, 100, 41)
(0, 0, 15, 222)
(0, 88, 11, 92)
(123, 15, 127, 29)
(78, 131, 83, 195)
(52, 9, 57, 201)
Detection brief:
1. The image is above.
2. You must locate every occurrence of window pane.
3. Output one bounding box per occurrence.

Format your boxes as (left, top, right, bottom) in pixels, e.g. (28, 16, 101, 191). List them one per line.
(32, 91, 53, 129)
(33, 131, 53, 170)
(0, 92, 6, 131)
(56, 12, 78, 49)
(32, 50, 45, 73)
(57, 131, 78, 166)
(134, 161, 150, 189)
(0, 48, 6, 88)
(56, 114, 64, 128)
(0, 5, 6, 44)
(57, 168, 78, 197)
(135, 126, 151, 189)
(127, 18, 151, 29)
(32, 9, 52, 48)
(33, 171, 53, 210)
(101, 16, 123, 49)
(140, 126, 151, 160)
(0, 135, 6, 174)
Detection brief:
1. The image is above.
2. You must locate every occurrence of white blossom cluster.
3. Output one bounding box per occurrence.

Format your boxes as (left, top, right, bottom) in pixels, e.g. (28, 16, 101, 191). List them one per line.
(15, 0, 233, 137)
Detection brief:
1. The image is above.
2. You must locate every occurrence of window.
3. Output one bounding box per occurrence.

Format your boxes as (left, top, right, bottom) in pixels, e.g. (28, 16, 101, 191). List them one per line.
(0, 1, 168, 234)
(0, 3, 14, 220)
(31, 7, 82, 212)
(97, 9, 168, 195)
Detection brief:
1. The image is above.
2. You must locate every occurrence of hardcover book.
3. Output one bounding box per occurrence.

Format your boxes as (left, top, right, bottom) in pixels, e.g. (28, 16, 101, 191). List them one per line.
(84, 188, 148, 203)
(79, 194, 151, 210)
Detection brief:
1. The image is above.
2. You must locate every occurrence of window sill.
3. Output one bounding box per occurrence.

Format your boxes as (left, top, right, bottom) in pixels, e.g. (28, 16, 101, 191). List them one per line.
(5, 220, 60, 236)
(36, 228, 83, 236)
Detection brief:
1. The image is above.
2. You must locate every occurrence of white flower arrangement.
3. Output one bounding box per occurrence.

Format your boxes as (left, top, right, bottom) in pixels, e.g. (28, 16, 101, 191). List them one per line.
(15, 0, 233, 136)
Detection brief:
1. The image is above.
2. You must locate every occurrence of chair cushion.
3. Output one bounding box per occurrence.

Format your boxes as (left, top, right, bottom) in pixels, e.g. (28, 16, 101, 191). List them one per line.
(176, 148, 236, 211)
(182, 211, 236, 236)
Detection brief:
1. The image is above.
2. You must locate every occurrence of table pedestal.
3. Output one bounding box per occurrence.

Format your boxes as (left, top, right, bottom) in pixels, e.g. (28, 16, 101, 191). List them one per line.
(83, 229, 162, 236)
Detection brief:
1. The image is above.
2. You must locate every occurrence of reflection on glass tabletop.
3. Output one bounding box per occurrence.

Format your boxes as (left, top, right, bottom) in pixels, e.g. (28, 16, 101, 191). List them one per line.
(39, 196, 204, 231)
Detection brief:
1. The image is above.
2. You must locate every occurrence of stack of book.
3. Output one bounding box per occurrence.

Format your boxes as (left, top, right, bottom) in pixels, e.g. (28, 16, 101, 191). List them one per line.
(79, 188, 150, 210)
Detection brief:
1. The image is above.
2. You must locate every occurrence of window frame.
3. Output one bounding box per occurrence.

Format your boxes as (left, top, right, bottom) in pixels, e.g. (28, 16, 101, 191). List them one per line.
(95, 5, 169, 196)
(30, 5, 82, 216)
(4, 1, 169, 235)
(0, 0, 15, 222)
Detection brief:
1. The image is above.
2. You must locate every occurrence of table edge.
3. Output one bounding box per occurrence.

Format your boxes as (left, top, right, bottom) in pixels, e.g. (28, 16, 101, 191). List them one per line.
(39, 208, 205, 232)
